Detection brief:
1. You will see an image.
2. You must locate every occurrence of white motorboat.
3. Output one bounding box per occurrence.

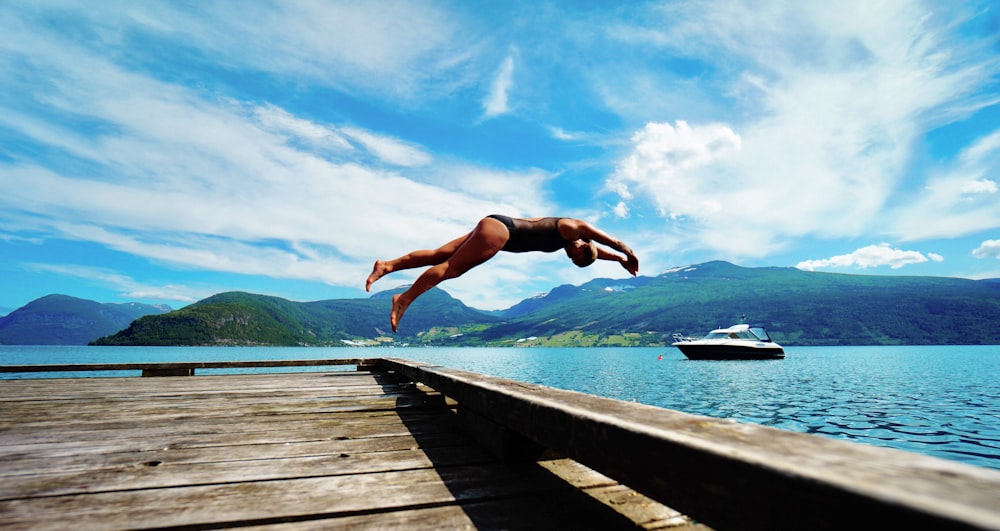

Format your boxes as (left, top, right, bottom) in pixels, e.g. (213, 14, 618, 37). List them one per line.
(671, 323, 785, 360)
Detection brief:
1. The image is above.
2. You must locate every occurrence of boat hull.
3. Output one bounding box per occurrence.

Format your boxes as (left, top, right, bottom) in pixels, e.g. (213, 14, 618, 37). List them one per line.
(673, 342, 785, 360)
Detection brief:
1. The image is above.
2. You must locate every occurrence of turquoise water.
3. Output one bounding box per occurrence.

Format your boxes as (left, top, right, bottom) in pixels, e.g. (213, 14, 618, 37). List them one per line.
(2, 345, 998, 471)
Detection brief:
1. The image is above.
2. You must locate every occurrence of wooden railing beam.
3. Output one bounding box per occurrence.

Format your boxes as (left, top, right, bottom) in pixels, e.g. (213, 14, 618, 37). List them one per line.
(375, 357, 1000, 531)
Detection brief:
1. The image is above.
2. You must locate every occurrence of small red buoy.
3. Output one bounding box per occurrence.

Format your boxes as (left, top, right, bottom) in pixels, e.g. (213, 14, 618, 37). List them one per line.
(657, 354, 663, 360)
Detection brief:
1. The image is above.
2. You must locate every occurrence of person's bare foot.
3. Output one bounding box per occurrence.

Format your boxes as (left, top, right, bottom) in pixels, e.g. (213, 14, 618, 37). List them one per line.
(366, 260, 389, 291)
(390, 293, 409, 333)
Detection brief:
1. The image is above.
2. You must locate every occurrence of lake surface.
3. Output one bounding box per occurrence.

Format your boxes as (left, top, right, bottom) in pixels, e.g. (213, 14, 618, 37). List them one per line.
(2, 344, 998, 471)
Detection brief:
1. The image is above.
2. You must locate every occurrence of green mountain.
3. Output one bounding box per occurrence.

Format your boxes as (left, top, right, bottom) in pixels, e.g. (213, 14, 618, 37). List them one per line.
(88, 262, 1000, 347)
(479, 261, 1000, 346)
(0, 294, 171, 345)
(93, 288, 498, 346)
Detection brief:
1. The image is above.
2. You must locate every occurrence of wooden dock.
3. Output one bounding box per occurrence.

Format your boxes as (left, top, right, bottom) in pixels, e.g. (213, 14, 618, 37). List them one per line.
(2, 358, 999, 530)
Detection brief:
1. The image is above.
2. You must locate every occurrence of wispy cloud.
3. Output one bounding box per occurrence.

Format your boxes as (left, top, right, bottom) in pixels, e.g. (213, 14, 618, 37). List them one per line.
(339, 127, 433, 167)
(126, 1, 475, 103)
(23, 263, 202, 303)
(253, 105, 353, 151)
(888, 129, 1000, 241)
(483, 54, 516, 118)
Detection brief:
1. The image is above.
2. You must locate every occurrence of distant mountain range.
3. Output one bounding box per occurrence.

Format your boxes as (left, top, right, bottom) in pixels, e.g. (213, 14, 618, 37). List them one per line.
(0, 294, 171, 345)
(4, 262, 999, 347)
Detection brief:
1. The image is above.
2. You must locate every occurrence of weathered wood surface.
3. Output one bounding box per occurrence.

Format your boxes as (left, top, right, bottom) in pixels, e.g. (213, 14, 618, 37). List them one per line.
(0, 358, 369, 375)
(0, 368, 698, 530)
(379, 357, 1000, 531)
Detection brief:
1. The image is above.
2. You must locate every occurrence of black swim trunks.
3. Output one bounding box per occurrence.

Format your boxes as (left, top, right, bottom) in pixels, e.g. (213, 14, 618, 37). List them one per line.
(488, 214, 569, 253)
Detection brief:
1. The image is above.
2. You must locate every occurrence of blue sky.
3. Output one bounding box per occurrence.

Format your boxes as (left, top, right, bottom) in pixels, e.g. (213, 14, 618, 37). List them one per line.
(2, 1, 999, 315)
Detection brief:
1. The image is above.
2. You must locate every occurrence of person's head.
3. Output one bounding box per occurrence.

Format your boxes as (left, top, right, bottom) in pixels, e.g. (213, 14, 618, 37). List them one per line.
(566, 239, 597, 267)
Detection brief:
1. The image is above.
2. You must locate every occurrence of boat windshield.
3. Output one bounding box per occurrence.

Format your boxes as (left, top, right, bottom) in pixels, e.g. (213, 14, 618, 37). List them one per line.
(704, 330, 758, 340)
(748, 327, 771, 341)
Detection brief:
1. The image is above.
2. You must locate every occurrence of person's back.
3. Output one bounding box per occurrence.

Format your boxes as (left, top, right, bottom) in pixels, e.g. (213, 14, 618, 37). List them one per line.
(488, 215, 567, 253)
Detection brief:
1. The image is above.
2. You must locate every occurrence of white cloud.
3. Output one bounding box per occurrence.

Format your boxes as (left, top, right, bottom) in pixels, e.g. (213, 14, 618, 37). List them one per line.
(960, 179, 998, 195)
(340, 127, 433, 167)
(959, 128, 1000, 166)
(549, 126, 587, 141)
(254, 105, 353, 151)
(796, 243, 940, 271)
(609, 120, 742, 219)
(427, 165, 552, 213)
(972, 240, 1000, 259)
(611, 120, 799, 254)
(483, 55, 515, 118)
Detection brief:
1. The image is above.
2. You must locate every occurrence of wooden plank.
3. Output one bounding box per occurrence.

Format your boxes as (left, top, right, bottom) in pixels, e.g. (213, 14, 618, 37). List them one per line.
(0, 358, 369, 373)
(0, 410, 455, 457)
(0, 389, 444, 427)
(0, 432, 468, 477)
(378, 357, 1000, 531)
(539, 458, 705, 529)
(0, 464, 510, 529)
(0, 372, 439, 432)
(0, 445, 498, 499)
(0, 464, 662, 531)
(0, 371, 384, 400)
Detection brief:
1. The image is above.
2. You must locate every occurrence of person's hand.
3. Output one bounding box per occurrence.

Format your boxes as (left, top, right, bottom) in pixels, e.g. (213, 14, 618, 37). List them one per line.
(622, 252, 639, 276)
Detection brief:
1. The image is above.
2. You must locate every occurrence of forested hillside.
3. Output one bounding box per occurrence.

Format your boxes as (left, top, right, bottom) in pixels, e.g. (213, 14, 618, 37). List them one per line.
(93, 289, 497, 346)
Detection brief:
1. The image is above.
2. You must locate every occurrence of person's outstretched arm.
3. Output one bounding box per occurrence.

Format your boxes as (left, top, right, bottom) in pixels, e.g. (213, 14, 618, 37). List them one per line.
(559, 219, 639, 275)
(594, 245, 639, 275)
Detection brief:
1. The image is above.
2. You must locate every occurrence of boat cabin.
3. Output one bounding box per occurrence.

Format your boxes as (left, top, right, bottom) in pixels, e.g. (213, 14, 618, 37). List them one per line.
(703, 324, 774, 342)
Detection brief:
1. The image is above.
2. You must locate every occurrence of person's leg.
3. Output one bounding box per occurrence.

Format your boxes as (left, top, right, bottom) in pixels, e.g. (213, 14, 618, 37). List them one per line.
(390, 217, 508, 332)
(366, 232, 472, 291)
